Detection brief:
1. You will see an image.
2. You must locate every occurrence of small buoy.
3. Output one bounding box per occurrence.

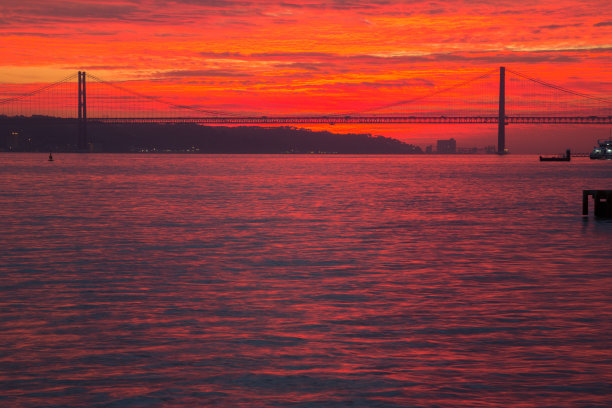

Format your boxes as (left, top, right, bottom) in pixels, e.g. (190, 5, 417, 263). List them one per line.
(48, 153, 53, 161)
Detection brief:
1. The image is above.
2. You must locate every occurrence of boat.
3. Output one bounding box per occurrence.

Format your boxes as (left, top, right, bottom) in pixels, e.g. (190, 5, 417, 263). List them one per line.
(589, 139, 612, 160)
(540, 149, 570, 162)
(48, 152, 53, 161)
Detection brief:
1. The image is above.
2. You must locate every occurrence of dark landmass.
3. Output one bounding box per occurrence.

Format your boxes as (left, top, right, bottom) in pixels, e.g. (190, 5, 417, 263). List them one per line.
(0, 116, 422, 154)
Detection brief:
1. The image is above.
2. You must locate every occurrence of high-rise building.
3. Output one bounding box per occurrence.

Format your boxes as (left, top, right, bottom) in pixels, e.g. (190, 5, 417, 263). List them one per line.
(437, 138, 456, 154)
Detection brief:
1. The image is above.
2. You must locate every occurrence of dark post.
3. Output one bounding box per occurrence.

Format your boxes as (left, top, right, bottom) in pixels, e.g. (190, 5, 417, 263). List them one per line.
(583, 190, 612, 218)
(77, 71, 88, 151)
(82, 71, 87, 150)
(78, 71, 82, 121)
(497, 66, 506, 154)
(78, 71, 83, 150)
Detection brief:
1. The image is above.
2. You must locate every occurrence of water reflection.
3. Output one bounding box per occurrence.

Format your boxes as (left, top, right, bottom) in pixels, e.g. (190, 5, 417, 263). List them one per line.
(0, 154, 610, 407)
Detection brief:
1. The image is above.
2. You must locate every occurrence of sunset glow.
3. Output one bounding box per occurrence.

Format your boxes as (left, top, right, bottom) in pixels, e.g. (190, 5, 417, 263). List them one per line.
(2, 3, 612, 406)
(1, 0, 611, 151)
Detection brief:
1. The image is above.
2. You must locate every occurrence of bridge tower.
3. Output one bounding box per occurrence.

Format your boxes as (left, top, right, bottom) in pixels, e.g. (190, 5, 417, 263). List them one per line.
(498, 66, 506, 154)
(77, 71, 88, 151)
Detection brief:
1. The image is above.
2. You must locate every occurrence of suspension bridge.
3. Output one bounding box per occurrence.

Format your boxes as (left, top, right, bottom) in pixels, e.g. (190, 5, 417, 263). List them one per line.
(1, 67, 611, 153)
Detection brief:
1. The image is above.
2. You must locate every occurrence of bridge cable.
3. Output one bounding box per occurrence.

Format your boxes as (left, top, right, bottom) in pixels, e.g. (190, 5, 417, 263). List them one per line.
(85, 73, 242, 117)
(506, 68, 612, 105)
(354, 68, 498, 114)
(0, 73, 78, 105)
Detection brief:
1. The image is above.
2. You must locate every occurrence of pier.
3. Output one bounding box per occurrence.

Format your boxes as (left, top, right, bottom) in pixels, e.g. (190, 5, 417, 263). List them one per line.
(583, 190, 612, 218)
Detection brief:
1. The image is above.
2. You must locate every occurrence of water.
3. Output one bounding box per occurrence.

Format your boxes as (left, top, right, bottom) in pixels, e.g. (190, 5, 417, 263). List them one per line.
(1, 153, 611, 407)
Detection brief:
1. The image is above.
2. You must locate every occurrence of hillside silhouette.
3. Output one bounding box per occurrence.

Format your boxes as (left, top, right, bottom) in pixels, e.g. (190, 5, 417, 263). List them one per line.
(1, 116, 422, 154)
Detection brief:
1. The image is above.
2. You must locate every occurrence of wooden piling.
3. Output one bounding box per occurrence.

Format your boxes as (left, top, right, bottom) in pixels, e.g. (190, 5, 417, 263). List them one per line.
(583, 190, 612, 218)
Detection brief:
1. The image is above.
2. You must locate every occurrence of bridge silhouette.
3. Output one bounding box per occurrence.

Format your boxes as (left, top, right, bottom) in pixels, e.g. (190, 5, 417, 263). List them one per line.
(1, 67, 611, 153)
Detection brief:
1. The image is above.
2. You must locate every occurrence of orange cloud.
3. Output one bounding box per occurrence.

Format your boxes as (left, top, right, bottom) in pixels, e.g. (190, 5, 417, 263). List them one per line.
(1, 0, 611, 152)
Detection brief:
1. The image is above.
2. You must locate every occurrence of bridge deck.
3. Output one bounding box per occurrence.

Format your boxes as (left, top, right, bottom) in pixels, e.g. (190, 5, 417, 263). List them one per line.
(90, 116, 612, 125)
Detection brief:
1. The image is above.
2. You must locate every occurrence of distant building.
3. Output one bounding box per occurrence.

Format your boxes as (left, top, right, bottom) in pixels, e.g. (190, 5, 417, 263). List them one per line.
(425, 145, 433, 154)
(437, 138, 456, 154)
(457, 147, 478, 154)
(485, 145, 496, 154)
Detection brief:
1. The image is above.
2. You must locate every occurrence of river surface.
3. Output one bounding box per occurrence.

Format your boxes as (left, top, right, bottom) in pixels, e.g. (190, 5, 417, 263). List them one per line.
(1, 153, 611, 407)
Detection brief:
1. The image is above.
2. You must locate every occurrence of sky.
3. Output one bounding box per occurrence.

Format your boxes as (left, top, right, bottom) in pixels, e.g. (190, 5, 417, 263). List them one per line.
(1, 0, 611, 152)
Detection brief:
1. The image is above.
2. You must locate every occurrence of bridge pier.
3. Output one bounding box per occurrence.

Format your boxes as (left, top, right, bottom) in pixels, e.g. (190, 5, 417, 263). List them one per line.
(77, 71, 88, 151)
(497, 66, 506, 154)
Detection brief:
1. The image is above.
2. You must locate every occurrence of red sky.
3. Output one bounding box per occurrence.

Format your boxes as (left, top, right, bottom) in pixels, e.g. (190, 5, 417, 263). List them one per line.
(1, 0, 611, 152)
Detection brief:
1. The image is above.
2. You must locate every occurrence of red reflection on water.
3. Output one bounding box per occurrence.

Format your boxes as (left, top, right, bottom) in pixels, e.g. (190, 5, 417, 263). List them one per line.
(1, 154, 611, 407)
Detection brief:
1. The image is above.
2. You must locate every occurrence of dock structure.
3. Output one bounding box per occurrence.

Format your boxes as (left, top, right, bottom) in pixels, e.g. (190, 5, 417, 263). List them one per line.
(583, 190, 612, 218)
